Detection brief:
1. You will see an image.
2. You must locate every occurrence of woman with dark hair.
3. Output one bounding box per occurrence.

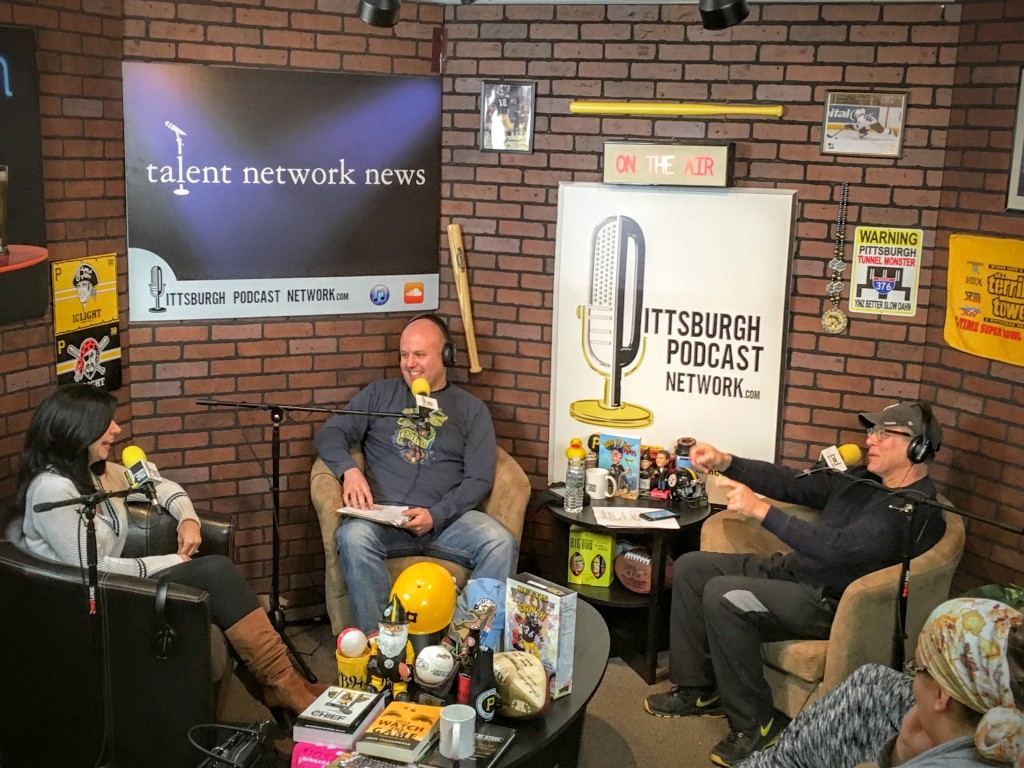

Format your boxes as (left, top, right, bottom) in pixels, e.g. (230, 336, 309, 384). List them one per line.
(18, 384, 325, 716)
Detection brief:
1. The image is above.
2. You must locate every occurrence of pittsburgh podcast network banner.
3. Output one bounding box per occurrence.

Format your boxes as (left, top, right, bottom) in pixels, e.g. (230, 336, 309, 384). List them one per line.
(548, 183, 795, 483)
(944, 233, 1024, 367)
(123, 62, 442, 321)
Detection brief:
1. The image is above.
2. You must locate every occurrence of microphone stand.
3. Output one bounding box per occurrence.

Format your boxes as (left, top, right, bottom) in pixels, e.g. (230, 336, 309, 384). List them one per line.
(197, 398, 410, 682)
(819, 470, 1023, 669)
(34, 486, 135, 767)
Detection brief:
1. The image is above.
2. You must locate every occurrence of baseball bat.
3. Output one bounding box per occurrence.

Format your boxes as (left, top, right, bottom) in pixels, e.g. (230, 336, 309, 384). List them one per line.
(568, 101, 784, 118)
(447, 223, 483, 374)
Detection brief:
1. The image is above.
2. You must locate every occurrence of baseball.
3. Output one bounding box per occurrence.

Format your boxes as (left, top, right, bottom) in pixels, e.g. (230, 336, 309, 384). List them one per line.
(337, 627, 368, 658)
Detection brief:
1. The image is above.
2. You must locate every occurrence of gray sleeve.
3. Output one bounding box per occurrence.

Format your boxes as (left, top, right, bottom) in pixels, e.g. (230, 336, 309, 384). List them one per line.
(733, 664, 914, 768)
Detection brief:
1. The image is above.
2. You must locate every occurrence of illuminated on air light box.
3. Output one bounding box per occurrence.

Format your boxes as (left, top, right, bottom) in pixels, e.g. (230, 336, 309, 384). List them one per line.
(602, 142, 734, 188)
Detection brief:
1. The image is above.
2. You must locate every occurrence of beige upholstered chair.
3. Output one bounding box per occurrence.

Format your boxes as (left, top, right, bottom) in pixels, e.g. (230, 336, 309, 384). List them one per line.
(310, 446, 532, 635)
(700, 501, 965, 718)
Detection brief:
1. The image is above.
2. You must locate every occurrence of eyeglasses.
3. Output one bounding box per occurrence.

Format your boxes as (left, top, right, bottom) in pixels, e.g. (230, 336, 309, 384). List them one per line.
(866, 426, 913, 441)
(903, 659, 929, 677)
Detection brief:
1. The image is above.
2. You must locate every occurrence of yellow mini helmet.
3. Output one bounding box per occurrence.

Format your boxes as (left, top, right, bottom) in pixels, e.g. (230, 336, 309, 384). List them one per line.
(390, 562, 458, 635)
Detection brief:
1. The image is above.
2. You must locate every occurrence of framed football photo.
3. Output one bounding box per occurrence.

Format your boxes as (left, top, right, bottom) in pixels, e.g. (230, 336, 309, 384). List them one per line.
(479, 80, 535, 154)
(821, 90, 907, 159)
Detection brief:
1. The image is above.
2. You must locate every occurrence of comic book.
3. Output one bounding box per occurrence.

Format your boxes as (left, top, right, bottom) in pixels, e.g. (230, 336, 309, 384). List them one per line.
(597, 433, 642, 499)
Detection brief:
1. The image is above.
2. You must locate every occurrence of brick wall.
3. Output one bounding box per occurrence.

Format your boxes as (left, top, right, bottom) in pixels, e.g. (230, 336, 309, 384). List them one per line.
(2, 0, 1021, 608)
(440, 1, 971, 566)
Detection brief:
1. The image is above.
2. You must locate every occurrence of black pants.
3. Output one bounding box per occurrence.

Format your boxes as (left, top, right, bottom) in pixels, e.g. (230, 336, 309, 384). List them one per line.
(669, 551, 838, 731)
(160, 554, 260, 629)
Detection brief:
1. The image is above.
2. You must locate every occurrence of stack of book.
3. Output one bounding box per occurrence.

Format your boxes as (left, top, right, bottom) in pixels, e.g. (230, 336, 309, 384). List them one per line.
(292, 686, 387, 751)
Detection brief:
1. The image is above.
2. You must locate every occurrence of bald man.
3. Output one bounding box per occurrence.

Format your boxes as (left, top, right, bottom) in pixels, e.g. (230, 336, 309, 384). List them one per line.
(315, 316, 517, 632)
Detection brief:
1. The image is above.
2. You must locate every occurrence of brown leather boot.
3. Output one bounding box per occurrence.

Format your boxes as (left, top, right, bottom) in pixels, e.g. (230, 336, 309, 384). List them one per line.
(225, 608, 328, 715)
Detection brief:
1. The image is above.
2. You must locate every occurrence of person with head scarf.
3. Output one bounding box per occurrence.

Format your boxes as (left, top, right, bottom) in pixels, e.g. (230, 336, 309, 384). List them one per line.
(734, 597, 1024, 768)
(878, 597, 1024, 767)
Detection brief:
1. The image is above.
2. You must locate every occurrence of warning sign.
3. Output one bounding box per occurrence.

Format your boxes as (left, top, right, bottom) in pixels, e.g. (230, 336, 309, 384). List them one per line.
(848, 227, 921, 317)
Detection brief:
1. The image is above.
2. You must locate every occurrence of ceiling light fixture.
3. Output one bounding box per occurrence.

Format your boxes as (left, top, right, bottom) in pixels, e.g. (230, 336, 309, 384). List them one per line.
(358, 0, 400, 28)
(698, 0, 749, 30)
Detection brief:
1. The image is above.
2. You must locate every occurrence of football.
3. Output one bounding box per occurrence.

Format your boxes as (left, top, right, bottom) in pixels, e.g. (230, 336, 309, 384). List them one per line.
(493, 651, 549, 719)
(413, 644, 457, 688)
(615, 548, 653, 594)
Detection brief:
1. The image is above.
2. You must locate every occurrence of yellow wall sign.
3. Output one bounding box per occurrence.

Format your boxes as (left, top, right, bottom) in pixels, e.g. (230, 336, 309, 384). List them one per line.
(944, 234, 1024, 367)
(51, 254, 122, 390)
(51, 253, 119, 334)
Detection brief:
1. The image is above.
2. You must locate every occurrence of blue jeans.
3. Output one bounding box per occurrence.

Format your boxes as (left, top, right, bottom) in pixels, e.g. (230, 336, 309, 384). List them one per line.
(336, 510, 518, 632)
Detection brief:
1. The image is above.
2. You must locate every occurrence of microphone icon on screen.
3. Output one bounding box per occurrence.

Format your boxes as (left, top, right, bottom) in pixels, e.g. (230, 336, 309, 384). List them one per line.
(149, 265, 167, 313)
(570, 215, 653, 429)
(165, 120, 190, 196)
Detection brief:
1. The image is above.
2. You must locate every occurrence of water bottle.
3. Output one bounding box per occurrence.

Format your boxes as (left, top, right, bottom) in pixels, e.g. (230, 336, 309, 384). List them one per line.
(564, 438, 586, 514)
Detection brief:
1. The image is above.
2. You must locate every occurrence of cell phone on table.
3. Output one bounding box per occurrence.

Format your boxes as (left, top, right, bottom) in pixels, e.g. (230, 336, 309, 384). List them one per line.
(640, 509, 680, 521)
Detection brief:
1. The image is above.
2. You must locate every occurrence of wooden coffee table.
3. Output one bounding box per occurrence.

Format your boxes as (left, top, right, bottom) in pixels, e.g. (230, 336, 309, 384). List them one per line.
(495, 601, 609, 768)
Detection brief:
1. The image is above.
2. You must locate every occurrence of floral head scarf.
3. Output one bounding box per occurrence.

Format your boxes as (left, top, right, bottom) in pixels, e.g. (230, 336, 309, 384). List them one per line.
(916, 597, 1024, 765)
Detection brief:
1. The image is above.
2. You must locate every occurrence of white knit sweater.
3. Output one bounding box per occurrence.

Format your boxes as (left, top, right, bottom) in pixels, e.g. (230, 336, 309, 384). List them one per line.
(22, 462, 201, 578)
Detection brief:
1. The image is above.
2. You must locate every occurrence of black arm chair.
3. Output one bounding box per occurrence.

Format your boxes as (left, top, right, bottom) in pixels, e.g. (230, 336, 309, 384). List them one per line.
(0, 502, 235, 768)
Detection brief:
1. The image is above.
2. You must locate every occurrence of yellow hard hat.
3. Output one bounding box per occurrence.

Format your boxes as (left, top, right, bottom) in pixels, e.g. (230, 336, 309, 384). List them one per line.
(389, 562, 458, 635)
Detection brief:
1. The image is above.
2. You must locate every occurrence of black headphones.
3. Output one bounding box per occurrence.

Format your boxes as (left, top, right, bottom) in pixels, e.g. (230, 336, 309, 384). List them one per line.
(410, 313, 457, 368)
(908, 402, 938, 465)
(152, 575, 177, 659)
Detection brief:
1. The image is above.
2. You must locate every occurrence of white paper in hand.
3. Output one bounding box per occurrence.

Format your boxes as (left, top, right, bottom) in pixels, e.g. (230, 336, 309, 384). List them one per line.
(339, 504, 411, 527)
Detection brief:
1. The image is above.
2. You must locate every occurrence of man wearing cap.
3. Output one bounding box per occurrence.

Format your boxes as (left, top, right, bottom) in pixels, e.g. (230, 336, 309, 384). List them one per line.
(643, 402, 947, 767)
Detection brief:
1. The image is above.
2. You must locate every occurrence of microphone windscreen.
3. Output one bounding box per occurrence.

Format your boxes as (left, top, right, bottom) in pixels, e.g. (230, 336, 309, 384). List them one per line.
(838, 444, 862, 465)
(122, 445, 147, 467)
(411, 377, 431, 397)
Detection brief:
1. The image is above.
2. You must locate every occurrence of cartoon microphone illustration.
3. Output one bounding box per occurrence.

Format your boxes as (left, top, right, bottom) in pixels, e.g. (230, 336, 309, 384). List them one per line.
(570, 215, 653, 429)
(164, 121, 189, 196)
(149, 265, 167, 313)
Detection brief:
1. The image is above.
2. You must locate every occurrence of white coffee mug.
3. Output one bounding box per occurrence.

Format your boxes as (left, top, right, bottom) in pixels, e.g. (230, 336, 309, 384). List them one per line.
(585, 467, 618, 499)
(439, 703, 475, 760)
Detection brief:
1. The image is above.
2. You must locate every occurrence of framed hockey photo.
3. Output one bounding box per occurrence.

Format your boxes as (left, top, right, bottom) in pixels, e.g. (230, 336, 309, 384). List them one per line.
(479, 80, 535, 154)
(821, 90, 907, 159)
(1007, 68, 1024, 212)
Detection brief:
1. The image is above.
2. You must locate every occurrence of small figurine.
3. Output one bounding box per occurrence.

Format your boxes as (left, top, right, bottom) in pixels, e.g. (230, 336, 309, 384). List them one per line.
(650, 449, 674, 501)
(365, 595, 417, 701)
(638, 449, 654, 497)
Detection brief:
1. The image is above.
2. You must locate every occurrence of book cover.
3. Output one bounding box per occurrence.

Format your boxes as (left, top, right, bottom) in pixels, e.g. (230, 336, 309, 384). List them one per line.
(417, 721, 516, 768)
(597, 434, 641, 499)
(356, 701, 441, 763)
(293, 693, 387, 751)
(297, 687, 385, 732)
(505, 572, 577, 699)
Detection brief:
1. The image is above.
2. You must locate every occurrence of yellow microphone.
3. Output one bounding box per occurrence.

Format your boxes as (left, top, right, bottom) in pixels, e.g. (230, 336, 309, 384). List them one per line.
(122, 445, 162, 494)
(410, 378, 431, 398)
(410, 378, 436, 420)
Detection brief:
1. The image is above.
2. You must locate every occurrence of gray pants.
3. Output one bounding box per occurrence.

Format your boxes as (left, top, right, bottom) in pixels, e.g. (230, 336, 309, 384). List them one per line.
(669, 551, 838, 731)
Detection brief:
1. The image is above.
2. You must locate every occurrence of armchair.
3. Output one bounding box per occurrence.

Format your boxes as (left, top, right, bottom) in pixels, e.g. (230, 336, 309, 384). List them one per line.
(700, 500, 965, 718)
(311, 446, 532, 635)
(0, 503, 235, 768)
